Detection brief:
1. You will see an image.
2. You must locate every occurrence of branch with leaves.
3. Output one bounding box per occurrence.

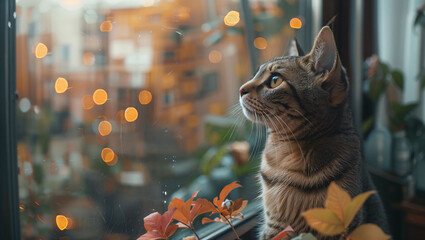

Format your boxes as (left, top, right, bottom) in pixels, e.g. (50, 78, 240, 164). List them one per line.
(137, 181, 247, 240)
(301, 182, 391, 240)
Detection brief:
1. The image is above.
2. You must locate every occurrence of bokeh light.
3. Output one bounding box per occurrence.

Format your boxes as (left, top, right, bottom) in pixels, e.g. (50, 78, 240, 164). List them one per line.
(224, 11, 240, 26)
(56, 215, 68, 231)
(55, 77, 69, 94)
(93, 89, 108, 105)
(254, 37, 268, 50)
(83, 52, 95, 66)
(208, 50, 222, 63)
(101, 148, 115, 163)
(125, 107, 138, 122)
(100, 20, 113, 32)
(98, 120, 112, 136)
(106, 154, 118, 166)
(290, 17, 302, 29)
(138, 90, 152, 105)
(19, 98, 31, 113)
(81, 95, 95, 110)
(35, 43, 48, 59)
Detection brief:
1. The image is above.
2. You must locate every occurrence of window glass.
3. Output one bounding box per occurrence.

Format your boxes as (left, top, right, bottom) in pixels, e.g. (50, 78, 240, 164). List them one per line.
(16, 0, 303, 239)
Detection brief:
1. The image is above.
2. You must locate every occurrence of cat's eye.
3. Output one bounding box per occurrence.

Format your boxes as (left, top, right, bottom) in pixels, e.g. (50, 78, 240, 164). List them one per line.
(269, 75, 283, 88)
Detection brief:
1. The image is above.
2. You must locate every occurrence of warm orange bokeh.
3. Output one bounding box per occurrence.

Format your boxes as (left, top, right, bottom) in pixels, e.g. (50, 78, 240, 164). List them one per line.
(54, 77, 68, 94)
(98, 120, 112, 136)
(101, 147, 115, 163)
(208, 50, 222, 63)
(290, 17, 302, 29)
(125, 107, 138, 122)
(35, 43, 48, 59)
(254, 37, 268, 50)
(81, 95, 95, 110)
(106, 154, 118, 166)
(93, 89, 108, 105)
(83, 52, 95, 66)
(224, 11, 240, 26)
(100, 20, 113, 32)
(56, 215, 68, 231)
(138, 90, 152, 105)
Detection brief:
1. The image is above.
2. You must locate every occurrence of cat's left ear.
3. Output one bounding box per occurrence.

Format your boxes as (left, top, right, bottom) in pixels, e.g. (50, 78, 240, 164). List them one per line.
(285, 38, 305, 57)
(304, 26, 347, 105)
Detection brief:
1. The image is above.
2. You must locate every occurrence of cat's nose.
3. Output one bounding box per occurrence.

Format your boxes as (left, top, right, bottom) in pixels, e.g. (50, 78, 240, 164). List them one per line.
(239, 87, 249, 97)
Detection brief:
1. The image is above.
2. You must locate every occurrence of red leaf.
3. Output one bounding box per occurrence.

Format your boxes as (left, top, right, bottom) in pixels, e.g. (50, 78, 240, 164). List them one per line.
(137, 231, 163, 240)
(144, 212, 162, 232)
(271, 226, 294, 240)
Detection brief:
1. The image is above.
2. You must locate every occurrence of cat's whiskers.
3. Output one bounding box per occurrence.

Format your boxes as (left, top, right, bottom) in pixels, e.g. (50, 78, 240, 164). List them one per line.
(263, 113, 286, 160)
(292, 108, 313, 127)
(270, 112, 307, 168)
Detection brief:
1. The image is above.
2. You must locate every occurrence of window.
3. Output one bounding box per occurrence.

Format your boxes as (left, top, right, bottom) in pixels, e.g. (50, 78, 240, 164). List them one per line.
(8, 0, 310, 239)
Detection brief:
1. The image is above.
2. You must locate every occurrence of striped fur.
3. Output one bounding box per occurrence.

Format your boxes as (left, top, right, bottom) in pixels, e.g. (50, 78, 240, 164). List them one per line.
(239, 27, 388, 239)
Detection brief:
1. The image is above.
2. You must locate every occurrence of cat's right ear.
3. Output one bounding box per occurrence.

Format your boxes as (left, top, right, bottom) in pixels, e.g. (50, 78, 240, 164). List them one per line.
(304, 26, 347, 105)
(285, 38, 305, 57)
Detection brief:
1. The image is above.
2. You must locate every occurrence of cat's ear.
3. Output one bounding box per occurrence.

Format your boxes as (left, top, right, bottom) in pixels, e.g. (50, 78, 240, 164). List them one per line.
(285, 38, 305, 57)
(305, 26, 347, 105)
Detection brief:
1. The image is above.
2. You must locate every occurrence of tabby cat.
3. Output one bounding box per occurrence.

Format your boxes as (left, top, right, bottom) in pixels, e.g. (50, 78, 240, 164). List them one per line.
(239, 26, 388, 240)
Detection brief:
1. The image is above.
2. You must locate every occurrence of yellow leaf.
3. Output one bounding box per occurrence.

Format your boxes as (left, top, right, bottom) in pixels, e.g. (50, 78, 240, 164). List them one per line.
(349, 224, 391, 240)
(343, 191, 375, 228)
(302, 208, 345, 236)
(325, 182, 351, 223)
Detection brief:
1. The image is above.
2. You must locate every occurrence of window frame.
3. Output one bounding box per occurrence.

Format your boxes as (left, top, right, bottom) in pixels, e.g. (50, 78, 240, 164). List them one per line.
(0, 0, 20, 239)
(1, 0, 321, 239)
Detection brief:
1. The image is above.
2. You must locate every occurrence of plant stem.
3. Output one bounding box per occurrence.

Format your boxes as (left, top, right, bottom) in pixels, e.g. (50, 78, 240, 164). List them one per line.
(181, 222, 202, 240)
(221, 214, 241, 240)
(190, 226, 202, 240)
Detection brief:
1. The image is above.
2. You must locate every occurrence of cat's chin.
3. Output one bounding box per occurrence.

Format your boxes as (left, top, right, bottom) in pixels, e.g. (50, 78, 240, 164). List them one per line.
(240, 101, 263, 123)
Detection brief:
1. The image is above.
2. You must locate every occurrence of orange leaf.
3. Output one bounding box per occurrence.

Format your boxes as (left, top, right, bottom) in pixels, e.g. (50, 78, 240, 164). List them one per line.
(232, 199, 248, 215)
(194, 198, 216, 216)
(165, 224, 179, 237)
(344, 191, 375, 228)
(302, 208, 345, 236)
(348, 224, 391, 240)
(217, 181, 242, 207)
(202, 217, 226, 224)
(325, 182, 351, 223)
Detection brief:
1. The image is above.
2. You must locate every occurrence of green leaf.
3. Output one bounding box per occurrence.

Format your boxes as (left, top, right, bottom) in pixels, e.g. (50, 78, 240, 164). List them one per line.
(390, 70, 403, 90)
(421, 74, 425, 89)
(414, 11, 425, 27)
(368, 63, 389, 102)
(361, 116, 374, 134)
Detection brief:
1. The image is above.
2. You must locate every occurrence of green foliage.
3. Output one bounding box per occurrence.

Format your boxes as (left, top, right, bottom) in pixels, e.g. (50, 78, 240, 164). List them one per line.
(390, 70, 403, 90)
(361, 116, 374, 134)
(414, 7, 425, 28)
(390, 102, 419, 131)
(368, 63, 389, 102)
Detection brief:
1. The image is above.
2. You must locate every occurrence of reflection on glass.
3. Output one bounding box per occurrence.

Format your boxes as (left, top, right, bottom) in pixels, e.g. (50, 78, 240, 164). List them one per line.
(16, 0, 302, 239)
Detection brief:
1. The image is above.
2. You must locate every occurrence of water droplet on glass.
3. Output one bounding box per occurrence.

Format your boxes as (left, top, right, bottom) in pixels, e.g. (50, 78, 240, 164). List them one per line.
(163, 200, 167, 204)
(177, 185, 181, 188)
(164, 128, 168, 133)
(8, 21, 11, 28)
(163, 191, 167, 196)
(13, 12, 16, 19)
